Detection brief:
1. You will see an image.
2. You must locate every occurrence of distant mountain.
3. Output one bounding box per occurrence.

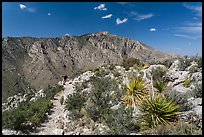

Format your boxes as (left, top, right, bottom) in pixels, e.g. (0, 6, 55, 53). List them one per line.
(2, 32, 175, 102)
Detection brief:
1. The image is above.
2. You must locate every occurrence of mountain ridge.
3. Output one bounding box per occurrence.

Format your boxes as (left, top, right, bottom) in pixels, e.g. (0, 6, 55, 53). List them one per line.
(2, 32, 176, 102)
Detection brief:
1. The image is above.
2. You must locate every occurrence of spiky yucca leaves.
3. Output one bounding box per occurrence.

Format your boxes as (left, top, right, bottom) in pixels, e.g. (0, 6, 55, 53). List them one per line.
(122, 76, 149, 107)
(139, 95, 180, 129)
(134, 64, 149, 71)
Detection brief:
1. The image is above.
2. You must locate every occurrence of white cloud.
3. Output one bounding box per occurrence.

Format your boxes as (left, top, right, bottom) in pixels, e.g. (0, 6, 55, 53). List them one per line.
(183, 2, 202, 16)
(116, 18, 128, 25)
(102, 14, 112, 19)
(176, 22, 202, 35)
(19, 4, 27, 9)
(193, 17, 198, 20)
(130, 11, 154, 21)
(134, 13, 154, 21)
(173, 34, 201, 40)
(94, 4, 107, 11)
(149, 28, 156, 32)
(19, 3, 36, 13)
(65, 34, 70, 36)
(48, 13, 51, 16)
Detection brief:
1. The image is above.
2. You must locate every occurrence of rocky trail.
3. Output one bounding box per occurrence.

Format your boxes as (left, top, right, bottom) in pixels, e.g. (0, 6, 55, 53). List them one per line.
(31, 82, 75, 135)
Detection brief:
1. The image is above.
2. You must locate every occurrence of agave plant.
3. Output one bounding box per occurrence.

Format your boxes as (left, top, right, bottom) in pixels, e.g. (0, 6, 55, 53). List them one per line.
(139, 95, 180, 128)
(122, 76, 149, 107)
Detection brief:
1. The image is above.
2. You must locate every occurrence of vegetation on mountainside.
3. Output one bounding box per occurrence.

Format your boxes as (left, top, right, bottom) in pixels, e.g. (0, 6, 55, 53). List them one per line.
(2, 85, 64, 131)
(138, 95, 180, 129)
(122, 57, 143, 70)
(140, 120, 202, 135)
(151, 67, 168, 94)
(183, 77, 191, 88)
(122, 76, 149, 107)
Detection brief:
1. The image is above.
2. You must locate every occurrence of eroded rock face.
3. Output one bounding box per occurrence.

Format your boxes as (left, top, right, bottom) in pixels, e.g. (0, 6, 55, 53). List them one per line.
(2, 33, 173, 102)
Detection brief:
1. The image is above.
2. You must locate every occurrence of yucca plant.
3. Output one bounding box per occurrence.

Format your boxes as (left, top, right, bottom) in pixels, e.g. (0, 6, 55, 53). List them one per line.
(139, 95, 180, 129)
(122, 76, 149, 107)
(134, 64, 149, 71)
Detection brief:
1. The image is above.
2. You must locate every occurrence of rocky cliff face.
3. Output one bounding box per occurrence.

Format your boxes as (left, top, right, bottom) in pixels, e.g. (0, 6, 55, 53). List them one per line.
(2, 32, 173, 102)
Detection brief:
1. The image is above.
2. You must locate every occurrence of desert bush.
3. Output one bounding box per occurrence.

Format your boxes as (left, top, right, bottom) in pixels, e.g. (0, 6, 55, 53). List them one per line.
(141, 120, 202, 135)
(183, 77, 191, 88)
(151, 67, 166, 82)
(151, 67, 168, 94)
(189, 82, 202, 98)
(153, 80, 166, 94)
(159, 59, 174, 68)
(2, 109, 25, 130)
(102, 106, 140, 135)
(65, 91, 86, 119)
(2, 85, 62, 131)
(122, 57, 142, 70)
(138, 95, 180, 129)
(85, 77, 118, 122)
(122, 76, 149, 107)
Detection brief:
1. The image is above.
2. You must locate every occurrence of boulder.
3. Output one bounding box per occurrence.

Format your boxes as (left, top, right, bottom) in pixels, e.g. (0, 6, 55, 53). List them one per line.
(171, 84, 191, 94)
(168, 60, 181, 71)
(191, 72, 202, 82)
(166, 71, 189, 87)
(185, 61, 199, 72)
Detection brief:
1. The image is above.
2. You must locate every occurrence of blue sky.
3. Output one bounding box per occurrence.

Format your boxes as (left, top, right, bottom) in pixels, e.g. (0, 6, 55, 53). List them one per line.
(2, 2, 202, 56)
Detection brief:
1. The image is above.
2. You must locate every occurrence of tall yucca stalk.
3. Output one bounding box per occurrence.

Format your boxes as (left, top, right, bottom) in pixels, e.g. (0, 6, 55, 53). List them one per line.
(122, 76, 149, 107)
(139, 95, 180, 128)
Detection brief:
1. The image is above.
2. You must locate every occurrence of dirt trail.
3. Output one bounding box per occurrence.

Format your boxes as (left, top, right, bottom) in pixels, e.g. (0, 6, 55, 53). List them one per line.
(31, 83, 74, 135)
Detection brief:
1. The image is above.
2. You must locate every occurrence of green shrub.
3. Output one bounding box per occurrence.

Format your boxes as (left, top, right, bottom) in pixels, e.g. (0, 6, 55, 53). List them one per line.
(153, 80, 166, 94)
(152, 67, 166, 82)
(122, 57, 142, 71)
(141, 120, 202, 135)
(183, 78, 191, 88)
(102, 106, 140, 135)
(2, 85, 63, 131)
(158, 59, 174, 68)
(189, 82, 202, 98)
(65, 91, 86, 119)
(139, 95, 180, 129)
(83, 76, 120, 122)
(2, 109, 25, 130)
(65, 92, 86, 111)
(151, 67, 168, 94)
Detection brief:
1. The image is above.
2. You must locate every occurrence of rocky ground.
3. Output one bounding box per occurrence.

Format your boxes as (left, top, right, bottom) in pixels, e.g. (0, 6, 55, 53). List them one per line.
(2, 58, 202, 135)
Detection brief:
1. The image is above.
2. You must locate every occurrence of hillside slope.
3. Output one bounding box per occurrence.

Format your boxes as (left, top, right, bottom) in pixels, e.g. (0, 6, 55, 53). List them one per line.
(2, 32, 173, 102)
